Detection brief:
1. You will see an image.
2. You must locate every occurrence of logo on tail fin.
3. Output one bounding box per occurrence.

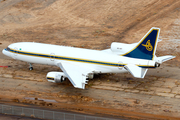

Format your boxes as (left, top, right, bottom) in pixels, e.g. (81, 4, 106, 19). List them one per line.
(142, 40, 153, 51)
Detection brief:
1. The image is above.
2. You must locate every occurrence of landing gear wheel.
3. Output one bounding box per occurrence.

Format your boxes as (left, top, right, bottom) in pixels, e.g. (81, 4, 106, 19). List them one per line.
(29, 63, 33, 70)
(29, 67, 33, 71)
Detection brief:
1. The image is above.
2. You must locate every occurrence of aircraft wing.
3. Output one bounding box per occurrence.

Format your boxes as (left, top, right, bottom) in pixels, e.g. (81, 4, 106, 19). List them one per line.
(124, 64, 148, 78)
(57, 62, 93, 89)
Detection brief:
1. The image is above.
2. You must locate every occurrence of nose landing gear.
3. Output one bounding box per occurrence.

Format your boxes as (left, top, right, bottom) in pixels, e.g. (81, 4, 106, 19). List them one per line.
(29, 63, 33, 70)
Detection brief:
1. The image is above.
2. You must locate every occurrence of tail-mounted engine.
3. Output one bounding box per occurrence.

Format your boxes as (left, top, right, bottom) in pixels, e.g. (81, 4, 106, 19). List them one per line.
(110, 42, 137, 55)
(46, 72, 67, 83)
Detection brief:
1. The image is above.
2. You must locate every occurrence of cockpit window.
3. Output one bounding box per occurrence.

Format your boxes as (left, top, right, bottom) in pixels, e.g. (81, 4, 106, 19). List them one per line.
(6, 47, 11, 51)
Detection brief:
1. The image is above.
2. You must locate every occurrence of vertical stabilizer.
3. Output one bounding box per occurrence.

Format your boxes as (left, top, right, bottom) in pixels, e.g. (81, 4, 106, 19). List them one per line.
(123, 27, 160, 60)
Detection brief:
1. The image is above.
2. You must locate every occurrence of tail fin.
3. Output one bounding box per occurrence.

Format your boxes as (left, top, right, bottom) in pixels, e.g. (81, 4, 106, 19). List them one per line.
(123, 27, 160, 60)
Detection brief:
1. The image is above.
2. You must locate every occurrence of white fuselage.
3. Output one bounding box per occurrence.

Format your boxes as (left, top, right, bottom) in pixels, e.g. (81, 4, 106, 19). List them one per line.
(2, 42, 156, 74)
(2, 27, 175, 89)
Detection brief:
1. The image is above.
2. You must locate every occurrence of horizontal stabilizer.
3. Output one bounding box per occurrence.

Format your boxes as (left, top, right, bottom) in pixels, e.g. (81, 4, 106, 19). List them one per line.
(124, 64, 148, 78)
(158, 39, 162, 42)
(156, 55, 176, 63)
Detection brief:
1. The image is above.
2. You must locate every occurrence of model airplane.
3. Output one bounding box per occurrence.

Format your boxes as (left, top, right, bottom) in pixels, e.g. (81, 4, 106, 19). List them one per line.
(2, 27, 175, 89)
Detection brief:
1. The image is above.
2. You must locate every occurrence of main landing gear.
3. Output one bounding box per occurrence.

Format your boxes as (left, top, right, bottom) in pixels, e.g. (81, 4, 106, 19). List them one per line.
(29, 63, 33, 70)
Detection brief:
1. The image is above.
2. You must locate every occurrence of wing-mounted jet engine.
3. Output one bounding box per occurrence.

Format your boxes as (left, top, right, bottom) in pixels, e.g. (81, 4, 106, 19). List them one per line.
(46, 72, 67, 83)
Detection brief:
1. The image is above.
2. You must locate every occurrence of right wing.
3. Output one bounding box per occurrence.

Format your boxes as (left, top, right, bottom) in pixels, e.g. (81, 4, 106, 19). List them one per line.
(57, 62, 94, 89)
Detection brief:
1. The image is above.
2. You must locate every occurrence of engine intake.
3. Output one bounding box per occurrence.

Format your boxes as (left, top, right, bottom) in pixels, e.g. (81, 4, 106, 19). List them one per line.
(46, 72, 67, 83)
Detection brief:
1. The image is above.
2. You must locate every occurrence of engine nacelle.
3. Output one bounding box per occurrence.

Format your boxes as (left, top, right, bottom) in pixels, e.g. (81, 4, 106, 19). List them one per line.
(46, 72, 67, 83)
(110, 42, 137, 55)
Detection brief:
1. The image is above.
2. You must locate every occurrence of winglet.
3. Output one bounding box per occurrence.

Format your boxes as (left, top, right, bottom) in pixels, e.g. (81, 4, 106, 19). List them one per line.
(124, 64, 148, 78)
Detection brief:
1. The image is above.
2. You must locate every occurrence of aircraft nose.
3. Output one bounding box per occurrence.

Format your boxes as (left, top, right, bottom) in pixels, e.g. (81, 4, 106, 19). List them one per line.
(2, 48, 11, 57)
(2, 49, 6, 55)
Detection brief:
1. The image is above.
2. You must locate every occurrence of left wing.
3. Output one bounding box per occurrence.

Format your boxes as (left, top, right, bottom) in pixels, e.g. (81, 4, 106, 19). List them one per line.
(57, 62, 93, 89)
